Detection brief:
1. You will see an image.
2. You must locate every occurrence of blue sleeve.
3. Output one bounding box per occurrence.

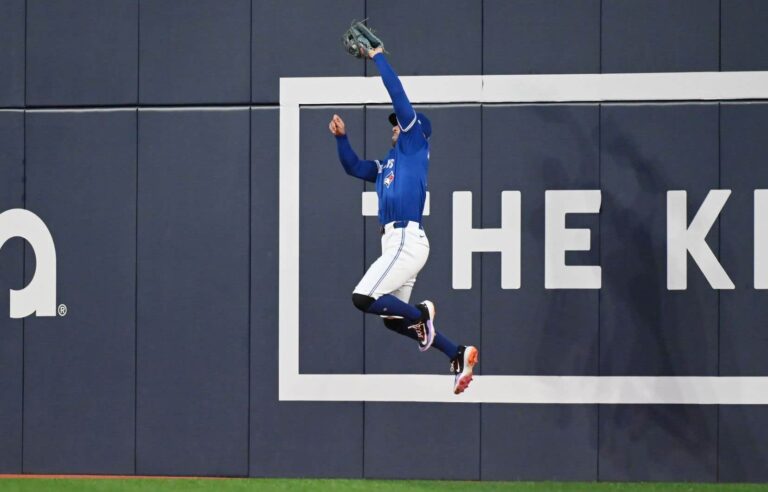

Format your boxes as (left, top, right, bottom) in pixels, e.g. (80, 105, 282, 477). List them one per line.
(372, 53, 416, 132)
(336, 135, 377, 183)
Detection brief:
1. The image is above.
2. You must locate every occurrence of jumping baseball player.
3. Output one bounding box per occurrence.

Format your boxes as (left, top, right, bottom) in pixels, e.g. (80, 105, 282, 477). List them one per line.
(330, 24, 478, 394)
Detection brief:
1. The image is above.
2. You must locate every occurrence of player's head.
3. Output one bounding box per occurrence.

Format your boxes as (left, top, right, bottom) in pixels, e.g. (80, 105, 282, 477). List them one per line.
(388, 112, 431, 147)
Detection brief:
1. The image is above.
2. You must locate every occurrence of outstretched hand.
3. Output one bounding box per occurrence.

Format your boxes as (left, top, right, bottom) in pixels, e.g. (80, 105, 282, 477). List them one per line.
(367, 46, 384, 59)
(328, 114, 346, 137)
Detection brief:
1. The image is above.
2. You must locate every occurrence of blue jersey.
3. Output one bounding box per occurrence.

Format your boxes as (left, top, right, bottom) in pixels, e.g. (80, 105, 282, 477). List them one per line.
(374, 122, 429, 224)
(335, 53, 431, 225)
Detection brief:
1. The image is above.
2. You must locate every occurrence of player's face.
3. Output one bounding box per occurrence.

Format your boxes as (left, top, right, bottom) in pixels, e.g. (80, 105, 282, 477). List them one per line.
(391, 125, 400, 147)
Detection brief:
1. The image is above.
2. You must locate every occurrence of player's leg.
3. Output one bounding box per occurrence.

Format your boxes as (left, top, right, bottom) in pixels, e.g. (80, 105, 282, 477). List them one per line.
(380, 230, 477, 393)
(379, 278, 437, 351)
(381, 317, 425, 344)
(354, 226, 478, 392)
(450, 345, 479, 395)
(353, 292, 427, 321)
(383, 278, 477, 394)
(370, 232, 461, 358)
(352, 226, 430, 323)
(380, 278, 421, 342)
(386, 278, 462, 357)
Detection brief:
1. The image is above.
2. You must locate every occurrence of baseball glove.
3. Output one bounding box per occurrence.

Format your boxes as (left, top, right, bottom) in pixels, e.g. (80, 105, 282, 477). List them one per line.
(342, 20, 384, 58)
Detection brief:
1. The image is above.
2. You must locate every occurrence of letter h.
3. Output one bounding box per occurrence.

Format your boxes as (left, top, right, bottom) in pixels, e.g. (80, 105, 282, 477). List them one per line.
(452, 191, 521, 289)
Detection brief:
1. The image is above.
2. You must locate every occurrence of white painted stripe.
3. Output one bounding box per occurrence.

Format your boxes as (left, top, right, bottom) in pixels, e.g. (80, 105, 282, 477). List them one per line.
(362, 191, 378, 216)
(280, 72, 768, 404)
(281, 75, 483, 105)
(483, 71, 768, 103)
(280, 374, 768, 404)
(281, 71, 768, 105)
(278, 103, 300, 400)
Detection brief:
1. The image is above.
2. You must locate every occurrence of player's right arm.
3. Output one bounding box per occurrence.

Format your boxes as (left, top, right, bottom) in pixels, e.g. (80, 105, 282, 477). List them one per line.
(329, 114, 377, 183)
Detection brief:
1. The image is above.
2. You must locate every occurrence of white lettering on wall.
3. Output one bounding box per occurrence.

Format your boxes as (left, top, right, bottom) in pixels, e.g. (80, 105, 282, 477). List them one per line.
(667, 190, 734, 290)
(0, 209, 57, 318)
(545, 190, 602, 289)
(452, 191, 521, 289)
(358, 188, 768, 291)
(756, 190, 768, 289)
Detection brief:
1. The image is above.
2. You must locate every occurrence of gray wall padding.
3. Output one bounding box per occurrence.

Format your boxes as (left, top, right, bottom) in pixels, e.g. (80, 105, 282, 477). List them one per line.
(0, 0, 767, 482)
(24, 111, 137, 473)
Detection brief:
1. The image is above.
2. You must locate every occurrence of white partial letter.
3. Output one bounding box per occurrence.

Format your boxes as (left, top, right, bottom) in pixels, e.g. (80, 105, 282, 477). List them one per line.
(452, 191, 521, 289)
(756, 190, 768, 289)
(667, 190, 733, 290)
(0, 209, 57, 318)
(544, 190, 602, 289)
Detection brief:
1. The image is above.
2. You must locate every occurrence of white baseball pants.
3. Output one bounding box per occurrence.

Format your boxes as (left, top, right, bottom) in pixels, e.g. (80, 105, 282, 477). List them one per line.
(353, 221, 429, 304)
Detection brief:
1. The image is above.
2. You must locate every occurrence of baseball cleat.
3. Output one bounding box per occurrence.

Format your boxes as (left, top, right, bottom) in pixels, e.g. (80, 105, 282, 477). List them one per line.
(411, 301, 436, 352)
(450, 345, 479, 395)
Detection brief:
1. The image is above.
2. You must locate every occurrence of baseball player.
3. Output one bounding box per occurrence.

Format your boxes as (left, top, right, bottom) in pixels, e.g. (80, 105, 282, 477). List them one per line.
(328, 45, 478, 394)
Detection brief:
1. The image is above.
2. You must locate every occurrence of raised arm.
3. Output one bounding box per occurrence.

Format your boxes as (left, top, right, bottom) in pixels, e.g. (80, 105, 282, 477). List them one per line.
(329, 114, 377, 183)
(370, 50, 417, 131)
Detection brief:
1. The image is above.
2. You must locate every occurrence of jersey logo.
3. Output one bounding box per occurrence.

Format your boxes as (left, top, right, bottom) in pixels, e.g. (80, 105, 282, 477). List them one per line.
(377, 159, 395, 175)
(384, 171, 395, 188)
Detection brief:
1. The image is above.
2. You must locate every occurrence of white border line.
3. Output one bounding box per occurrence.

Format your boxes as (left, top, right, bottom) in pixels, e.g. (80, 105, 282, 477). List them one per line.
(280, 71, 768, 404)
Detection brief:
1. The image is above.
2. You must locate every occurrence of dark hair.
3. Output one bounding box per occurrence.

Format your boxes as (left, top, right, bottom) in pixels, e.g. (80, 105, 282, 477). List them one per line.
(388, 112, 432, 139)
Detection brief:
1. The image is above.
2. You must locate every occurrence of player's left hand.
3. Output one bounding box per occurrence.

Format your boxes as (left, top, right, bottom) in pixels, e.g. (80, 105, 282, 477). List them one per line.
(367, 46, 384, 59)
(328, 114, 346, 137)
(342, 21, 385, 59)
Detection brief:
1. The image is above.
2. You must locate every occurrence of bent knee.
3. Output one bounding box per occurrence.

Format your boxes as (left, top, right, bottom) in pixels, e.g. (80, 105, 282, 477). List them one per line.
(352, 293, 375, 312)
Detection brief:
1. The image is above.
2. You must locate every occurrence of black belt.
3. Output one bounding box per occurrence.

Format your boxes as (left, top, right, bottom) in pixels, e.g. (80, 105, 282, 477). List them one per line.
(380, 220, 423, 235)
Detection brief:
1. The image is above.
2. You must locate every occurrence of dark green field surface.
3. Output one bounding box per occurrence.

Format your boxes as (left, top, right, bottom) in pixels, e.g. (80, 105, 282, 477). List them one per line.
(1, 478, 768, 492)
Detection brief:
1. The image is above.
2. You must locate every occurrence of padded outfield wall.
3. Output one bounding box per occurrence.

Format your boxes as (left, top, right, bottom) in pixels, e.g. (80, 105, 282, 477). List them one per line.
(1, 0, 768, 482)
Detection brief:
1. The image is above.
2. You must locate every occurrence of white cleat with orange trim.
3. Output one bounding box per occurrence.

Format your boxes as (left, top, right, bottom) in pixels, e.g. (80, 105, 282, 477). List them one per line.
(450, 345, 479, 395)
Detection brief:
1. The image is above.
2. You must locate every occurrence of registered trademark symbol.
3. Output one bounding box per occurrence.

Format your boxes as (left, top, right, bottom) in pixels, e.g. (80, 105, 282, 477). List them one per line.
(57, 304, 67, 317)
